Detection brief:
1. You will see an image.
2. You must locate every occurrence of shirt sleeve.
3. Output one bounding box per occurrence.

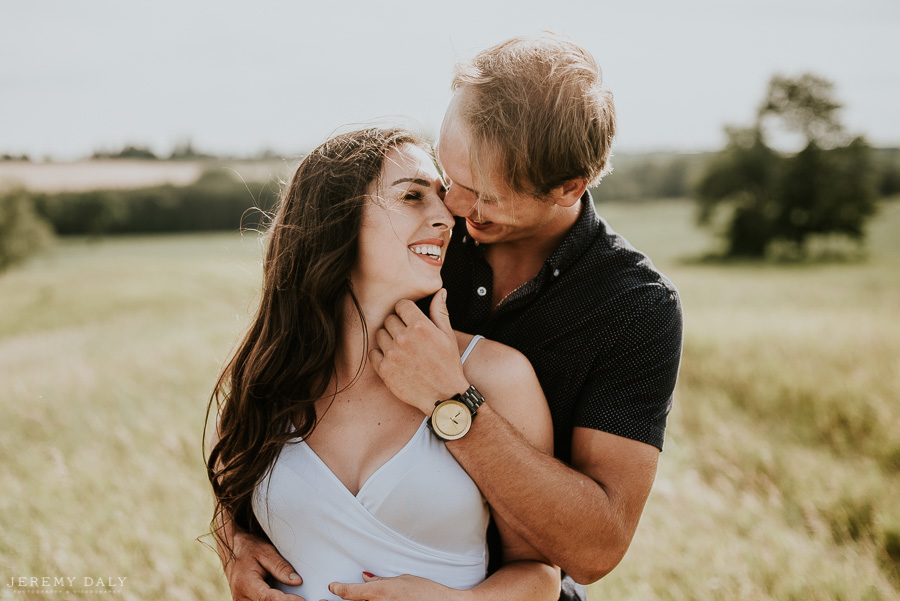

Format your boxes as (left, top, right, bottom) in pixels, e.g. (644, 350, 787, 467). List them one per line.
(573, 282, 684, 451)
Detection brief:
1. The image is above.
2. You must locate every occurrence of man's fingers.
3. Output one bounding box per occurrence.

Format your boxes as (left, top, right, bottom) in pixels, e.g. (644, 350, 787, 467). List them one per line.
(394, 298, 428, 325)
(226, 531, 303, 601)
(254, 544, 302, 586)
(429, 288, 453, 336)
(368, 348, 384, 373)
(374, 328, 394, 354)
(383, 314, 404, 338)
(235, 574, 306, 601)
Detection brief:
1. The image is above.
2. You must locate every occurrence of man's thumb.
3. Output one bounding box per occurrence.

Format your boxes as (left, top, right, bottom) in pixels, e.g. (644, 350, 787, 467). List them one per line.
(430, 288, 453, 335)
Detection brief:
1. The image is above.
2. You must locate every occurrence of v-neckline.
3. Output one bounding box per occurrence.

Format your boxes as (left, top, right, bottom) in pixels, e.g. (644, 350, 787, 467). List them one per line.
(296, 418, 429, 500)
(288, 336, 481, 501)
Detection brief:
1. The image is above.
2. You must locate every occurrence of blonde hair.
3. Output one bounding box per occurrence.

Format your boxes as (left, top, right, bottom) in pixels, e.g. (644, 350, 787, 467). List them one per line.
(452, 33, 616, 200)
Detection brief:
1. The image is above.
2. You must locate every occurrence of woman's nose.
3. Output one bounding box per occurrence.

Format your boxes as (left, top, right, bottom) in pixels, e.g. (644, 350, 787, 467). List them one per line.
(431, 197, 455, 230)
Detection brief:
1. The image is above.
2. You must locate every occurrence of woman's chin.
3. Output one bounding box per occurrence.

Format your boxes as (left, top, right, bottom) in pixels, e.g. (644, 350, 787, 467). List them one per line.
(399, 281, 443, 303)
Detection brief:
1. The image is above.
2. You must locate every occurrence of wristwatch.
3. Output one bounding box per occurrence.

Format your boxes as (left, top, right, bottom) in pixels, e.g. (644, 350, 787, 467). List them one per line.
(428, 385, 485, 441)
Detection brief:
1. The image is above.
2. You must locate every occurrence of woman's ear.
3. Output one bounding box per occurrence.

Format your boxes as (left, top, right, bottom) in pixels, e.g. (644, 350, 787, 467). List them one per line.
(552, 178, 588, 208)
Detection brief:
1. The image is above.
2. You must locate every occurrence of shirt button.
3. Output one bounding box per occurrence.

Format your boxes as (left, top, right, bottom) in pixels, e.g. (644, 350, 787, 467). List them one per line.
(553, 269, 560, 277)
(476, 286, 487, 297)
(462, 235, 468, 243)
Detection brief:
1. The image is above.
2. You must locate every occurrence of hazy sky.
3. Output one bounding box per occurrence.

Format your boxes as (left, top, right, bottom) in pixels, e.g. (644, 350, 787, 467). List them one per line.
(2, 0, 898, 159)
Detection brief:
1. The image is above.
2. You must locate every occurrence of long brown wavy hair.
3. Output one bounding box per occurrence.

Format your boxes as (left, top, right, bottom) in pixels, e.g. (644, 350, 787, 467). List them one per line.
(204, 127, 427, 555)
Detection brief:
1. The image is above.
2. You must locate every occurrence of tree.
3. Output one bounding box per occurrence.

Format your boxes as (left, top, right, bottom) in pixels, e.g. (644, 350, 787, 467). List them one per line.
(759, 74, 843, 148)
(0, 189, 54, 271)
(169, 139, 213, 160)
(697, 74, 878, 257)
(697, 127, 780, 256)
(773, 138, 877, 248)
(92, 145, 158, 160)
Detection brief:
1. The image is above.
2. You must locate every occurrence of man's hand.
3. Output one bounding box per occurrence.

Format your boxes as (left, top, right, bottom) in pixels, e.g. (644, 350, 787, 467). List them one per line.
(369, 289, 470, 415)
(222, 530, 304, 601)
(329, 572, 462, 601)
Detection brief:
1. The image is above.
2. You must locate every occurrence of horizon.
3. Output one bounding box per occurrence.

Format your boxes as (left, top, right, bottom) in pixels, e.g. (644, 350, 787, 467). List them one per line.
(2, 0, 899, 159)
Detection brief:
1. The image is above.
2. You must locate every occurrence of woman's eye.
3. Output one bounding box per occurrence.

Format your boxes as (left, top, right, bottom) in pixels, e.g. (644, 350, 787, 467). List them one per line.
(403, 191, 424, 202)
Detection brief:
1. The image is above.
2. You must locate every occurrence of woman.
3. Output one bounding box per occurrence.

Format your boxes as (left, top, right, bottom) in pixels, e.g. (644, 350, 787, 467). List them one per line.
(206, 128, 558, 600)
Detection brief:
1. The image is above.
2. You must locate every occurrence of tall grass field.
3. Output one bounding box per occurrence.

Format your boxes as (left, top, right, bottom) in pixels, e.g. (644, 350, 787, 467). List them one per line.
(1, 199, 898, 600)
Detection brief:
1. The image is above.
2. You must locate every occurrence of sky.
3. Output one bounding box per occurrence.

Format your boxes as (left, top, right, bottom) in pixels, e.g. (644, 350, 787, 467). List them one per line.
(1, 0, 898, 160)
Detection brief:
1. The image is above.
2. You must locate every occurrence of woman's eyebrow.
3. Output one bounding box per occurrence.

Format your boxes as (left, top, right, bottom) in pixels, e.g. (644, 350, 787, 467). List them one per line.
(390, 177, 431, 187)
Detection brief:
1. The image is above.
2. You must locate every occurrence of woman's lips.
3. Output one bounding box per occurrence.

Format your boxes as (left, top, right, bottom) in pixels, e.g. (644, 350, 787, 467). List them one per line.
(408, 238, 444, 266)
(410, 252, 442, 266)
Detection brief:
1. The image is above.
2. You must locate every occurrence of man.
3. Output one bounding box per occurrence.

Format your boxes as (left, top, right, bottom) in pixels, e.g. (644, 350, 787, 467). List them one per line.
(222, 33, 682, 601)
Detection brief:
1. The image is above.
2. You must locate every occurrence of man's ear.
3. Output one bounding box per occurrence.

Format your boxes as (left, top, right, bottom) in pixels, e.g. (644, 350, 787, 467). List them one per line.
(553, 177, 588, 208)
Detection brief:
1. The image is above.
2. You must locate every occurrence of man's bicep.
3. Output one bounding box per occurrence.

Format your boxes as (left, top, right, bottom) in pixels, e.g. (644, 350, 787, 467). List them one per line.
(574, 286, 683, 450)
(570, 427, 659, 526)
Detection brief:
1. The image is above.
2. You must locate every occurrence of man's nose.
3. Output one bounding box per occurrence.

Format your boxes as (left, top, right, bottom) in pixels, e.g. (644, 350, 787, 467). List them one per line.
(444, 185, 476, 218)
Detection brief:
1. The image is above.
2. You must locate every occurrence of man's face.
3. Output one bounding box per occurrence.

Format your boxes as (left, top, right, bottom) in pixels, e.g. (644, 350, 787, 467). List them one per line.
(436, 96, 558, 246)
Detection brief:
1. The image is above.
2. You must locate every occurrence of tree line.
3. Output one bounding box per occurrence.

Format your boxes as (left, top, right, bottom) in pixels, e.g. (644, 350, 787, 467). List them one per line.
(0, 170, 278, 271)
(30, 170, 278, 235)
(1, 141, 283, 162)
(2, 73, 899, 270)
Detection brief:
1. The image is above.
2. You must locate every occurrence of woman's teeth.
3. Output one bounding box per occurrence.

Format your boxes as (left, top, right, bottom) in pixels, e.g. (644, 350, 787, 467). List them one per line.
(409, 244, 441, 259)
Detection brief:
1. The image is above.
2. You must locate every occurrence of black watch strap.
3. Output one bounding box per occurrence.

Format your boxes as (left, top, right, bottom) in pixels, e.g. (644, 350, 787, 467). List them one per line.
(453, 385, 485, 416)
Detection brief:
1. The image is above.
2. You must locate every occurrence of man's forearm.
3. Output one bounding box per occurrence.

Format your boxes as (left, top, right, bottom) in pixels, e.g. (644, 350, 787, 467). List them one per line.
(446, 405, 639, 584)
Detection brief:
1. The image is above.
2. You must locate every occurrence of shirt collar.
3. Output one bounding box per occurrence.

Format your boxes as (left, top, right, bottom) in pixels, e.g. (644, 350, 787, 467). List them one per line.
(543, 189, 601, 276)
(458, 189, 600, 273)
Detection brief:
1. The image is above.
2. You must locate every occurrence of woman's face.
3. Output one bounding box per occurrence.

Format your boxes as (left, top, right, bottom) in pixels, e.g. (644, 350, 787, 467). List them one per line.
(352, 144, 453, 303)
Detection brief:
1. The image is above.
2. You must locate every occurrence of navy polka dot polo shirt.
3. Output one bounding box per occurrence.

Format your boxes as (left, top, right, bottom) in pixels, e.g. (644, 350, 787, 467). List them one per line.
(441, 191, 684, 462)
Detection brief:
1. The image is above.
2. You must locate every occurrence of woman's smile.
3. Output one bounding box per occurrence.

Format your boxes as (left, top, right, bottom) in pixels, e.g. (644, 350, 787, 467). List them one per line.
(408, 238, 445, 266)
(353, 143, 454, 303)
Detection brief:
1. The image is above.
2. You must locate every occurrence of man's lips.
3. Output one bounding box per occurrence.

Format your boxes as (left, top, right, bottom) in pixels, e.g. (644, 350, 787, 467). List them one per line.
(465, 218, 493, 231)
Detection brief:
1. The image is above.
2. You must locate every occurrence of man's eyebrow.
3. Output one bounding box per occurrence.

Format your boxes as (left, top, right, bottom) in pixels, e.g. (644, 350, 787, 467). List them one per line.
(456, 181, 478, 195)
(390, 177, 431, 187)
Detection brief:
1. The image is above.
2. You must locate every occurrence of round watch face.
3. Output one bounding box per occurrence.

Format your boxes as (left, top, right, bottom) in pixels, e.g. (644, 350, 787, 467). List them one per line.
(431, 400, 471, 440)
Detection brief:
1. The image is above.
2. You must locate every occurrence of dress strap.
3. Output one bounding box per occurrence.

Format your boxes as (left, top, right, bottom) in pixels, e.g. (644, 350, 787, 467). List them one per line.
(460, 335, 484, 365)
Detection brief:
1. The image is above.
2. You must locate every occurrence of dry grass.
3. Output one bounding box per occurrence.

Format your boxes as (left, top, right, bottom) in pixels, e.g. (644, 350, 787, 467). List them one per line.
(0, 233, 262, 600)
(1, 200, 898, 599)
(591, 199, 900, 600)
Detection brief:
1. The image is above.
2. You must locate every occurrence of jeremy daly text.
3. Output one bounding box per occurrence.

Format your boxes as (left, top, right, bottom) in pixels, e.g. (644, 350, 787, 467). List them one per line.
(6, 576, 127, 588)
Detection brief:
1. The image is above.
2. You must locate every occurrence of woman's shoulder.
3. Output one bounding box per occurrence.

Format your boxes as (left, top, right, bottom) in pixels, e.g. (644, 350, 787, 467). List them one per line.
(453, 331, 552, 450)
(454, 331, 533, 378)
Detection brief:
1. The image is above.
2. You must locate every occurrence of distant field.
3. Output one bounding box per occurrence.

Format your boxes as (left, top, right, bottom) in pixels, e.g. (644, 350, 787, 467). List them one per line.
(1, 200, 898, 600)
(0, 159, 292, 192)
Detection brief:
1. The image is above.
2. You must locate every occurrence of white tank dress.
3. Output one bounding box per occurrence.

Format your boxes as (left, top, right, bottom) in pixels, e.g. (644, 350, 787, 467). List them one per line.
(252, 336, 488, 601)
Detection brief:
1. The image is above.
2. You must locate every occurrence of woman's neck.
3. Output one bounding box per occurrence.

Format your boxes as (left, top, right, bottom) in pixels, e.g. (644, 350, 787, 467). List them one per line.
(332, 288, 404, 389)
